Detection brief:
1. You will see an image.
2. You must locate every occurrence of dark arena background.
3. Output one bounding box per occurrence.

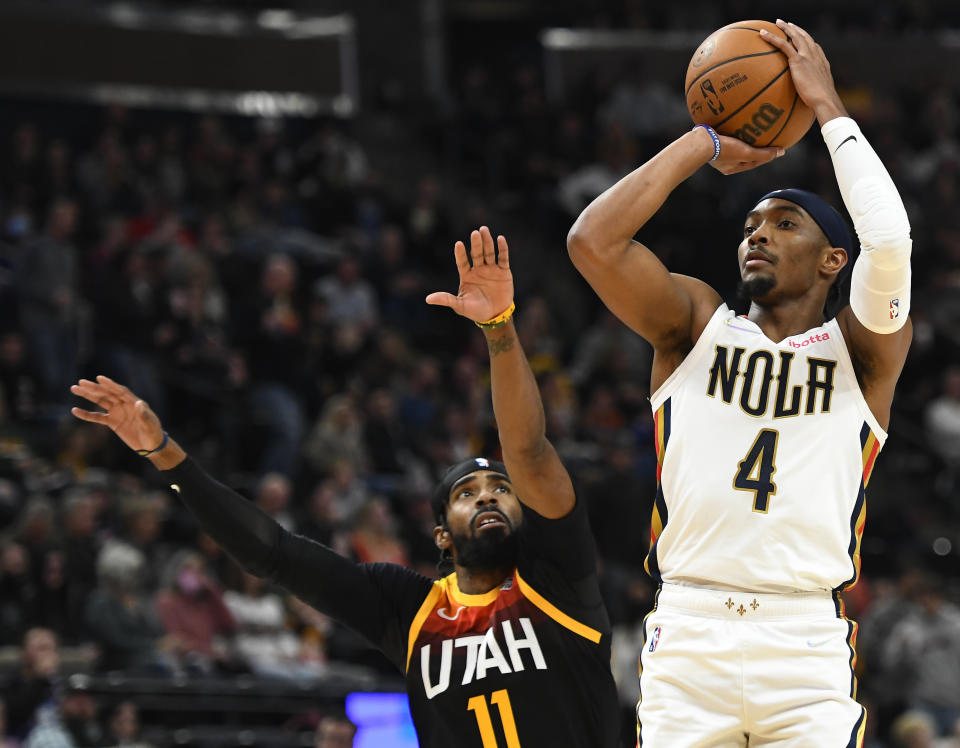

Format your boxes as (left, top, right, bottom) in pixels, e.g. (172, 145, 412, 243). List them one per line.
(0, 1, 958, 746)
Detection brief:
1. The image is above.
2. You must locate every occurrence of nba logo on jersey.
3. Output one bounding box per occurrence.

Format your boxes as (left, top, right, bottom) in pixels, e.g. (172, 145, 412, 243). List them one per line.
(889, 299, 900, 319)
(648, 626, 662, 653)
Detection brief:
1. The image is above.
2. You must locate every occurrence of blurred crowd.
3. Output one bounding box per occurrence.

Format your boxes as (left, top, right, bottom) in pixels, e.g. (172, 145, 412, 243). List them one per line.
(0, 5, 959, 746)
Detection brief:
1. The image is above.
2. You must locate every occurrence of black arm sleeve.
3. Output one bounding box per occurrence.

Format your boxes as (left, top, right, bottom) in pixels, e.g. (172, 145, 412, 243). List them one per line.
(164, 457, 433, 670)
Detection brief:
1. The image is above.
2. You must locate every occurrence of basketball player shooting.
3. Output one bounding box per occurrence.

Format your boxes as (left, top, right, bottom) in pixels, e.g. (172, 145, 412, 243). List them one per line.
(568, 19, 911, 747)
(70, 227, 620, 748)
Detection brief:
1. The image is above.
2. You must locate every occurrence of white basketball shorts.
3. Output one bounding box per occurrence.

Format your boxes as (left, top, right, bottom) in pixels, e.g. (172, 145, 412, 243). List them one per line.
(637, 583, 866, 747)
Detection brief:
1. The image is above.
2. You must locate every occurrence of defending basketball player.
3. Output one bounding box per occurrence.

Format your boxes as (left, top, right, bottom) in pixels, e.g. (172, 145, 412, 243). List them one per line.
(70, 227, 619, 748)
(568, 19, 911, 747)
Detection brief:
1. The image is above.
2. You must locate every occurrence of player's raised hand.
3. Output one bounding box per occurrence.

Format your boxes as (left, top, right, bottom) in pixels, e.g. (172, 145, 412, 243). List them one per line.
(760, 20, 846, 122)
(710, 133, 784, 175)
(425, 226, 514, 323)
(70, 375, 165, 453)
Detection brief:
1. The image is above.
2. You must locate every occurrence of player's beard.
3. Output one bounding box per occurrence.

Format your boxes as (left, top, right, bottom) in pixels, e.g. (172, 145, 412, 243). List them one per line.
(737, 275, 777, 303)
(451, 525, 520, 571)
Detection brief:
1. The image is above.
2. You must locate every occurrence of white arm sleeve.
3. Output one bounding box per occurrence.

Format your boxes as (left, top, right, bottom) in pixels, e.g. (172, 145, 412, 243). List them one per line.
(822, 116, 911, 333)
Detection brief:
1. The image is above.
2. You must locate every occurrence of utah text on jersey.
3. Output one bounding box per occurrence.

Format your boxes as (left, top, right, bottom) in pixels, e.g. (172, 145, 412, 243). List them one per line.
(420, 616, 546, 698)
(402, 566, 616, 747)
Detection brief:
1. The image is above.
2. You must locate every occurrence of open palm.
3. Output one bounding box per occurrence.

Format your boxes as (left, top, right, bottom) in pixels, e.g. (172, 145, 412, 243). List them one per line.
(70, 375, 165, 452)
(426, 226, 514, 323)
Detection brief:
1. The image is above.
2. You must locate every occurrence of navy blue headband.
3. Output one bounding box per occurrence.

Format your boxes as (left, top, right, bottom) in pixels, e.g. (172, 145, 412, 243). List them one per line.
(757, 188, 855, 282)
(431, 457, 509, 523)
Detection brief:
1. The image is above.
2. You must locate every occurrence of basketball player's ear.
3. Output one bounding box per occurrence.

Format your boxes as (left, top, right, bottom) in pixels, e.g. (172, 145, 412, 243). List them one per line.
(822, 246, 847, 278)
(434, 525, 452, 552)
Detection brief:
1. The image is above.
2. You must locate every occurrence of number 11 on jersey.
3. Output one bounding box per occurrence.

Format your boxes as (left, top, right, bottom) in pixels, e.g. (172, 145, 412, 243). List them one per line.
(733, 429, 779, 512)
(467, 689, 521, 748)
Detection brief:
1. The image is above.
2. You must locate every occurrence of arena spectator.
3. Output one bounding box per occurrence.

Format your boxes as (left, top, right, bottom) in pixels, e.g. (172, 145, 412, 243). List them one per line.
(15, 197, 80, 409)
(348, 497, 409, 566)
(223, 568, 325, 683)
(9, 496, 57, 582)
(116, 494, 167, 593)
(323, 460, 370, 526)
(313, 257, 378, 333)
(60, 490, 101, 642)
(28, 550, 72, 639)
(0, 542, 36, 647)
(84, 542, 173, 675)
(104, 700, 153, 748)
(297, 480, 344, 548)
(234, 253, 307, 478)
(153, 550, 237, 676)
(888, 709, 948, 748)
(314, 713, 356, 748)
(883, 575, 960, 735)
(2, 628, 60, 740)
(302, 394, 368, 476)
(0, 332, 42, 422)
(925, 366, 960, 472)
(23, 678, 103, 748)
(253, 473, 295, 532)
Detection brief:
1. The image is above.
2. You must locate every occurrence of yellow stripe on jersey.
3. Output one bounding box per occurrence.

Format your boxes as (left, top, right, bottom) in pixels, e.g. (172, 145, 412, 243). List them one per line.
(516, 574, 602, 643)
(849, 498, 867, 587)
(646, 402, 670, 568)
(860, 431, 880, 486)
(405, 583, 443, 672)
(650, 508, 664, 542)
(443, 573, 502, 607)
(654, 404, 667, 478)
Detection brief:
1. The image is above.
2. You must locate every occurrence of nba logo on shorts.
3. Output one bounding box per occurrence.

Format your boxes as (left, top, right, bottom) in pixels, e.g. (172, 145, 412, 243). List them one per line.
(889, 299, 900, 319)
(648, 626, 662, 653)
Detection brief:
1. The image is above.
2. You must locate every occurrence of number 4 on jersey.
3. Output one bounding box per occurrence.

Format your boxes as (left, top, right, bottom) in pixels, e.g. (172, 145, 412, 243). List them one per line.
(733, 429, 779, 512)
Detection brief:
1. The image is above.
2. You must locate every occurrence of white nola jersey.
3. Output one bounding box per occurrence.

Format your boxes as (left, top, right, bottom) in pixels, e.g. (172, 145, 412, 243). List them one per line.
(646, 304, 884, 593)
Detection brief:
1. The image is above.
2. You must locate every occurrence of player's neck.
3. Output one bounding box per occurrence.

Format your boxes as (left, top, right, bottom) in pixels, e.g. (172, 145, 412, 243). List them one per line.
(454, 564, 514, 595)
(747, 296, 828, 343)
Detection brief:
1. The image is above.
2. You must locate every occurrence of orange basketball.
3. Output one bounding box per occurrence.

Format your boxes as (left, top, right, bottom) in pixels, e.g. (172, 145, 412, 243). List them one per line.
(685, 20, 815, 150)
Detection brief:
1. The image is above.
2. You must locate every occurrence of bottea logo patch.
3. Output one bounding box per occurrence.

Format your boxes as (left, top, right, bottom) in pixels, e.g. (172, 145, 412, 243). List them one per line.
(648, 626, 662, 653)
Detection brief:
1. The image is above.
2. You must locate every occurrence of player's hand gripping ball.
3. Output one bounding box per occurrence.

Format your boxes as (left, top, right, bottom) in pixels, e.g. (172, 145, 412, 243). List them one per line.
(685, 20, 816, 149)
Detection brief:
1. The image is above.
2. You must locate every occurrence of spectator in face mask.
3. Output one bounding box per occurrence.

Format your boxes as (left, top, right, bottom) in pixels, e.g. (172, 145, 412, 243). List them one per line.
(153, 550, 237, 675)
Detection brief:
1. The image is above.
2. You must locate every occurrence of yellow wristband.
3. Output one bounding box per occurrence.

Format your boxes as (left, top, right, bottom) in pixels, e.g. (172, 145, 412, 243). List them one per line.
(475, 301, 516, 329)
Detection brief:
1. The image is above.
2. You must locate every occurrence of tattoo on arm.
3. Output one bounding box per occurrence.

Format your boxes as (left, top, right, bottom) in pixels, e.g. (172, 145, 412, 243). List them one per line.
(487, 335, 516, 357)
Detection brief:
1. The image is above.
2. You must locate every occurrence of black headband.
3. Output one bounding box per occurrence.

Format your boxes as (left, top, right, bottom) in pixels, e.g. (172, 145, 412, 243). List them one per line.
(757, 188, 856, 281)
(431, 457, 509, 524)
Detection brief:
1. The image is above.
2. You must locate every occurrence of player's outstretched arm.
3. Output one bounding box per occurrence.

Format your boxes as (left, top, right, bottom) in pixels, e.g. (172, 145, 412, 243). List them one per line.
(426, 227, 574, 519)
(764, 20, 912, 425)
(70, 377, 430, 654)
(567, 128, 781, 353)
